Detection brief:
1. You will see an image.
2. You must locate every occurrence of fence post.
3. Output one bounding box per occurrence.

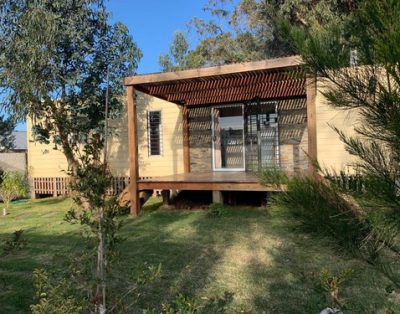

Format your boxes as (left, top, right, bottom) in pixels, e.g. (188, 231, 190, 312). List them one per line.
(30, 178, 36, 199)
(53, 177, 57, 197)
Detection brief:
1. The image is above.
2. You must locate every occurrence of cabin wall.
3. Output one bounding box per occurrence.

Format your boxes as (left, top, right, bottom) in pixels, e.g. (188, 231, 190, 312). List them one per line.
(27, 92, 184, 179)
(136, 92, 184, 177)
(315, 80, 360, 173)
(27, 118, 70, 178)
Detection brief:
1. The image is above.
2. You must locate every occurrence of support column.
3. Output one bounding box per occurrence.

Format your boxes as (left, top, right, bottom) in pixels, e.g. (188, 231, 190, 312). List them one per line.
(161, 190, 171, 206)
(182, 105, 190, 173)
(212, 190, 223, 204)
(306, 76, 317, 176)
(127, 86, 139, 216)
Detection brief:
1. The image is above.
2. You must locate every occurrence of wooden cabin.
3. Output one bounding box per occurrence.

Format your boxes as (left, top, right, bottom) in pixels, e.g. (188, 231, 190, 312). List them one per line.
(27, 56, 359, 214)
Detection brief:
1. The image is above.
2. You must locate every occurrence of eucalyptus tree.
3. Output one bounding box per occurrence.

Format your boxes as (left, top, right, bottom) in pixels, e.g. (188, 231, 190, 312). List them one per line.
(159, 0, 358, 70)
(0, 0, 141, 173)
(0, 1, 142, 312)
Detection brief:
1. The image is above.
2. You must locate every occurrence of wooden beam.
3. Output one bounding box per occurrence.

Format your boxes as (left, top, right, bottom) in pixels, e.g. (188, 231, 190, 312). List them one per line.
(127, 86, 139, 216)
(124, 56, 303, 86)
(182, 105, 190, 173)
(166, 77, 305, 102)
(148, 69, 303, 95)
(306, 76, 317, 175)
(138, 181, 285, 192)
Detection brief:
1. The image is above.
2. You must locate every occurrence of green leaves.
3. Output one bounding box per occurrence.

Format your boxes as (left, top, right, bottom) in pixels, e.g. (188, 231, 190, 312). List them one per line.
(0, 0, 141, 169)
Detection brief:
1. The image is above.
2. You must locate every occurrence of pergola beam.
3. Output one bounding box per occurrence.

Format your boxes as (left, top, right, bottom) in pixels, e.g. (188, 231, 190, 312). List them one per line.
(124, 56, 303, 86)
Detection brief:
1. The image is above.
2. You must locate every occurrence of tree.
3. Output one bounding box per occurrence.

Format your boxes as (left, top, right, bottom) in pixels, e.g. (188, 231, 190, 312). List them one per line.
(0, 1, 142, 312)
(0, 115, 15, 151)
(0, 171, 28, 216)
(159, 0, 358, 70)
(0, 0, 142, 174)
(288, 0, 400, 209)
(159, 31, 190, 71)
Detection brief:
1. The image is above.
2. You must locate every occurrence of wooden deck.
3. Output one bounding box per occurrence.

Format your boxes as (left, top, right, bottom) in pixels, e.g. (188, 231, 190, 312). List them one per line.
(138, 171, 282, 192)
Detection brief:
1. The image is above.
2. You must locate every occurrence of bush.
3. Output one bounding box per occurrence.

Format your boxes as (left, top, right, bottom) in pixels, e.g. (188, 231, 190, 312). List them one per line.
(2, 229, 27, 255)
(207, 203, 226, 218)
(0, 171, 29, 216)
(258, 167, 289, 187)
(272, 176, 368, 249)
(30, 269, 85, 314)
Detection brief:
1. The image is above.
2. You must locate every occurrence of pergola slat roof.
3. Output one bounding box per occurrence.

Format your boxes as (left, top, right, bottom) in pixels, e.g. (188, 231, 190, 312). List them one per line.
(124, 56, 306, 106)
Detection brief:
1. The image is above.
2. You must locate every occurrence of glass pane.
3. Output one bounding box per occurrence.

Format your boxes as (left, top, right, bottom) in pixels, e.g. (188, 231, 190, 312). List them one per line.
(213, 106, 244, 170)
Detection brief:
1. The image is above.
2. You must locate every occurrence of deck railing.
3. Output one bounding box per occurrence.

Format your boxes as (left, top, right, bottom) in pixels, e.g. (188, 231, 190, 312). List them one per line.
(32, 176, 131, 197)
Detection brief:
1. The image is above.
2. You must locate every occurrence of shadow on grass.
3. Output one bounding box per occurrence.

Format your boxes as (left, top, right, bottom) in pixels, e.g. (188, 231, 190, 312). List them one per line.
(245, 209, 398, 314)
(0, 230, 83, 314)
(0, 201, 397, 314)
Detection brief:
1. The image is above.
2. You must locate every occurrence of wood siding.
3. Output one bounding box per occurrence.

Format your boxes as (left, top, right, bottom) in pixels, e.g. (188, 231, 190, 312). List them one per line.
(27, 92, 184, 179)
(315, 80, 360, 172)
(28, 80, 359, 180)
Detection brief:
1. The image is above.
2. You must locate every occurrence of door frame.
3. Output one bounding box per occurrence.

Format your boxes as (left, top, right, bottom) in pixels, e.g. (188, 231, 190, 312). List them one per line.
(211, 104, 246, 172)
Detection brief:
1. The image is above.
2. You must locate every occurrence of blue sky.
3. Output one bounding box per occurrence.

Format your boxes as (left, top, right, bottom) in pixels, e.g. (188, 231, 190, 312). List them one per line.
(15, 0, 234, 130)
(107, 0, 229, 74)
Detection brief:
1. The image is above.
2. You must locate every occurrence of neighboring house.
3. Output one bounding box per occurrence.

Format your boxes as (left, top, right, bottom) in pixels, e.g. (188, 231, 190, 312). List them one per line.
(27, 56, 359, 212)
(0, 131, 27, 174)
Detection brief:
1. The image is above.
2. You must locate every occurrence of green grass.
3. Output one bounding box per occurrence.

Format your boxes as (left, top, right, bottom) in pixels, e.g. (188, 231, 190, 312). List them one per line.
(0, 197, 398, 313)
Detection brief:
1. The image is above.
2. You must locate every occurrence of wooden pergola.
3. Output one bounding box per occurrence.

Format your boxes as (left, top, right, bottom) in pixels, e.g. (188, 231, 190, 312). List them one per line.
(124, 56, 316, 215)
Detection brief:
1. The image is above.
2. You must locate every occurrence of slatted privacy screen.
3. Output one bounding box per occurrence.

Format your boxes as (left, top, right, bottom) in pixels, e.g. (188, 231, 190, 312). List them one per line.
(147, 111, 163, 156)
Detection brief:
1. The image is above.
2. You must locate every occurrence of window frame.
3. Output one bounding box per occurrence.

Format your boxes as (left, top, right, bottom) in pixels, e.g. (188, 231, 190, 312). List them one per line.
(147, 110, 163, 156)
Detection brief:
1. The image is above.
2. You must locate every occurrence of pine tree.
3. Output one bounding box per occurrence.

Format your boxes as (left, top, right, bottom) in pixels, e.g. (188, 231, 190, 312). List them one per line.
(288, 0, 400, 208)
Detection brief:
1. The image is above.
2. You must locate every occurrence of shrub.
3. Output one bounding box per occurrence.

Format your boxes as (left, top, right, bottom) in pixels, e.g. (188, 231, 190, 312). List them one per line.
(0, 171, 29, 216)
(207, 203, 226, 218)
(273, 176, 368, 249)
(2, 229, 27, 255)
(258, 167, 289, 187)
(319, 267, 354, 309)
(30, 269, 85, 314)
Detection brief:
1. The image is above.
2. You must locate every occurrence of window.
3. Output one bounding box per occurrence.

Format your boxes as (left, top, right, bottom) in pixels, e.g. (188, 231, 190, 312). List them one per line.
(147, 111, 162, 156)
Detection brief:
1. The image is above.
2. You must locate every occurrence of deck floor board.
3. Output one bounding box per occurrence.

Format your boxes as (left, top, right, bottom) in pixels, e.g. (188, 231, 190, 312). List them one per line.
(138, 172, 283, 192)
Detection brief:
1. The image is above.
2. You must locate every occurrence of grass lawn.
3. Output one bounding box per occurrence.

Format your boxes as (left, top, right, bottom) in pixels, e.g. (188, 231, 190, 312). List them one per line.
(0, 197, 398, 313)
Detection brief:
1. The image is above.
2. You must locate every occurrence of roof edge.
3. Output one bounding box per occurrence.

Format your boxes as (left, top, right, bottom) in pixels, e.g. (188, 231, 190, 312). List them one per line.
(124, 55, 303, 86)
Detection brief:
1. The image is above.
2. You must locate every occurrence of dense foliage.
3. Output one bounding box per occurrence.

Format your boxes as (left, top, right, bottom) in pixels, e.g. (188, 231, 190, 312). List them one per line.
(159, 0, 358, 70)
(287, 0, 400, 210)
(0, 0, 141, 172)
(0, 115, 15, 151)
(0, 171, 28, 216)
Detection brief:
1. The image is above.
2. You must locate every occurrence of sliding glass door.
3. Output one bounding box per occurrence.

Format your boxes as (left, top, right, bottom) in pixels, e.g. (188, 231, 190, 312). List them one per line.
(212, 105, 245, 171)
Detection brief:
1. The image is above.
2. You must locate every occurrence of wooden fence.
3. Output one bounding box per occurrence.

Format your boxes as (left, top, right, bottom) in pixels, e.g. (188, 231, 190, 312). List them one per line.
(32, 176, 131, 198)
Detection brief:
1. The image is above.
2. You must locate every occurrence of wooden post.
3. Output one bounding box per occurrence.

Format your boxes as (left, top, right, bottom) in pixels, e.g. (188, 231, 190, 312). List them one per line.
(182, 105, 190, 173)
(161, 189, 170, 206)
(212, 190, 223, 204)
(127, 86, 139, 216)
(306, 75, 317, 175)
(53, 178, 57, 197)
(30, 178, 36, 199)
